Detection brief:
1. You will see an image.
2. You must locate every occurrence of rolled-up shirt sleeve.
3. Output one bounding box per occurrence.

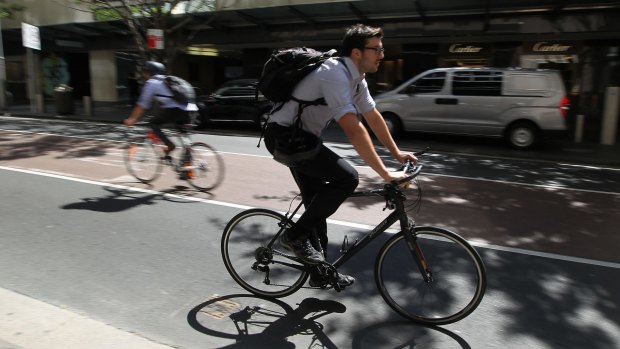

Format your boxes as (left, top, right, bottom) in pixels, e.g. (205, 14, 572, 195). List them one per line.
(355, 79, 376, 114)
(136, 81, 155, 109)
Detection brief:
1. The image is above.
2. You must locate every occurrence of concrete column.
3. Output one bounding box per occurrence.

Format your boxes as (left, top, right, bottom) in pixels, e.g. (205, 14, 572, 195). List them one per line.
(88, 50, 118, 102)
(601, 86, 619, 145)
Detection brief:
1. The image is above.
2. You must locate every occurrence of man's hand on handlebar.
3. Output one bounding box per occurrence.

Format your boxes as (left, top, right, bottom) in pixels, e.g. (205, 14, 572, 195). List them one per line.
(395, 151, 418, 166)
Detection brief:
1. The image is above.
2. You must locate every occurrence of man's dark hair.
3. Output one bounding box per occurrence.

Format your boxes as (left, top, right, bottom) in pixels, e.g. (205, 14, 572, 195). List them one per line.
(341, 24, 384, 57)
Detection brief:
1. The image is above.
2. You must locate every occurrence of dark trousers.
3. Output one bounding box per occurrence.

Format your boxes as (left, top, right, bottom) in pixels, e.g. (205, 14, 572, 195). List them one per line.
(264, 123, 359, 254)
(149, 108, 190, 149)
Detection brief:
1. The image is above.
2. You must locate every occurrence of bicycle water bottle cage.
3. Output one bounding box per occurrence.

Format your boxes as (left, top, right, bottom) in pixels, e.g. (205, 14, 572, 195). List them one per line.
(340, 235, 358, 254)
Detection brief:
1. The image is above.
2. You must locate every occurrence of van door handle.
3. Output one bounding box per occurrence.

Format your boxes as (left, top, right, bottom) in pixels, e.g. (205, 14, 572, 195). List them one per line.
(435, 98, 458, 105)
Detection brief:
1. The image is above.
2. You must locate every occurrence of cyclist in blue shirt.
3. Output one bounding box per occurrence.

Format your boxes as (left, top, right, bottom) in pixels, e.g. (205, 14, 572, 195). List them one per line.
(264, 24, 417, 287)
(124, 61, 198, 163)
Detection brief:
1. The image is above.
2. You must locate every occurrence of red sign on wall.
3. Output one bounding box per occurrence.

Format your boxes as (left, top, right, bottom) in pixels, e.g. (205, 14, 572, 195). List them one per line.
(147, 29, 164, 50)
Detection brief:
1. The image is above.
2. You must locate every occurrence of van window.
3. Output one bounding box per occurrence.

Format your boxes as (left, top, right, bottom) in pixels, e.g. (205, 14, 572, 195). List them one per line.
(503, 73, 550, 97)
(452, 71, 502, 96)
(404, 72, 446, 94)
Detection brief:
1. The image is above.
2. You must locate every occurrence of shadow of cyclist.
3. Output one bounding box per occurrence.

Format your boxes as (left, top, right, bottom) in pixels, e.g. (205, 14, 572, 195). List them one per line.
(60, 185, 204, 213)
(188, 294, 345, 348)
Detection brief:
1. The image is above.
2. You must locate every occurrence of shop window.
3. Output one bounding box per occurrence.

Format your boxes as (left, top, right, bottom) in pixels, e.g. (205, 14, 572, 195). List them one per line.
(403, 72, 446, 94)
(452, 71, 502, 96)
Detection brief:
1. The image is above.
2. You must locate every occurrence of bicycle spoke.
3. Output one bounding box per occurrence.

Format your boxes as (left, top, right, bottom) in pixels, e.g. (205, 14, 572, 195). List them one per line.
(124, 138, 163, 183)
(186, 142, 224, 191)
(376, 227, 486, 325)
(221, 209, 308, 297)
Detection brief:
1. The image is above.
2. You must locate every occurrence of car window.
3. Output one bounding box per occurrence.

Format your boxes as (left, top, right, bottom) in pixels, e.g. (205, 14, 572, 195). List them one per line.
(405, 72, 446, 93)
(452, 71, 502, 96)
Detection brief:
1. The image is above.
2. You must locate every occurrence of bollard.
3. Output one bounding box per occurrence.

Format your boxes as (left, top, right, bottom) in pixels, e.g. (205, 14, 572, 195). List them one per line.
(83, 96, 92, 117)
(36, 94, 45, 113)
(575, 114, 584, 143)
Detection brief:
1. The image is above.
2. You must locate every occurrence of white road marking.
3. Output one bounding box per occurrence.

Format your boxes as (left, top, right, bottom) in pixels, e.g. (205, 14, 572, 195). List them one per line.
(2, 164, 619, 270)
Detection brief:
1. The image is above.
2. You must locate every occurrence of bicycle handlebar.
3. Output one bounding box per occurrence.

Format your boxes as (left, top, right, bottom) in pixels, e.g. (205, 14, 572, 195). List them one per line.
(390, 147, 430, 187)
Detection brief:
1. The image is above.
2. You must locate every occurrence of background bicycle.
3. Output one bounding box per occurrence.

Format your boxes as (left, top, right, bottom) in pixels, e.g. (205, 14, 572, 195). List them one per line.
(123, 120, 224, 192)
(221, 154, 487, 325)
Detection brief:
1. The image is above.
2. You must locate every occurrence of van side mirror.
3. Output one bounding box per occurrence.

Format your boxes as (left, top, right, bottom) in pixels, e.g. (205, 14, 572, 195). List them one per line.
(404, 85, 417, 94)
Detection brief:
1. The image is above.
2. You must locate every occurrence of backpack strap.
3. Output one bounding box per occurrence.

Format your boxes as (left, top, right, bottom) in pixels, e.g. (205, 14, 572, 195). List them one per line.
(256, 96, 326, 148)
(152, 76, 175, 99)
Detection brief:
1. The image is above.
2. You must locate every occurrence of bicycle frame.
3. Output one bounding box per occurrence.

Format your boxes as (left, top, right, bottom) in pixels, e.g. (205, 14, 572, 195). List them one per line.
(268, 182, 428, 278)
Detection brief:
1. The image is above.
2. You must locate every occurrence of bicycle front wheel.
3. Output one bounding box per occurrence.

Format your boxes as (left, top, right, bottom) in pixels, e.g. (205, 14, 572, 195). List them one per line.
(221, 208, 308, 298)
(375, 226, 486, 325)
(124, 138, 163, 183)
(186, 142, 224, 191)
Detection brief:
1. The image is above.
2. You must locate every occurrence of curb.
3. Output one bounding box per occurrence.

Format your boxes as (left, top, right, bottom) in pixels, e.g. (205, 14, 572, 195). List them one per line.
(0, 288, 175, 349)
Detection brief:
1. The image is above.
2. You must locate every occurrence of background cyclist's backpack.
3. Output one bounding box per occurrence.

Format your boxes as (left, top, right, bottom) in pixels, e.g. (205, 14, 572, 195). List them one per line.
(257, 47, 338, 103)
(157, 75, 196, 104)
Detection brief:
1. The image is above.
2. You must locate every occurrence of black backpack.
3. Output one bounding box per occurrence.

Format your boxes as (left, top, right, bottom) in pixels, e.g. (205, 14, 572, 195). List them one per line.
(257, 47, 338, 104)
(157, 75, 196, 104)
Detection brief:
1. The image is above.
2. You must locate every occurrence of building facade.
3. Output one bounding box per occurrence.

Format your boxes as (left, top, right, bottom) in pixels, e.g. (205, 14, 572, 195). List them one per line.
(2, 0, 619, 143)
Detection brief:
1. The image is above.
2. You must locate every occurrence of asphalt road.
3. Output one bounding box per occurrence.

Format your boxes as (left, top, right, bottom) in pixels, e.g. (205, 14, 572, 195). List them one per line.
(1, 117, 619, 349)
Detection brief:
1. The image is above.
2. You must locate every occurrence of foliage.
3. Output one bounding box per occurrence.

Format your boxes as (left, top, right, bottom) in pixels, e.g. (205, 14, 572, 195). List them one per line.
(0, 0, 25, 19)
(76, 0, 216, 67)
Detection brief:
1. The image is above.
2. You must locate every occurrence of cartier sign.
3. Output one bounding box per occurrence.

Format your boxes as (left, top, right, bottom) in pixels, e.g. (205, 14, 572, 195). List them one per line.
(525, 41, 581, 55)
(442, 43, 490, 55)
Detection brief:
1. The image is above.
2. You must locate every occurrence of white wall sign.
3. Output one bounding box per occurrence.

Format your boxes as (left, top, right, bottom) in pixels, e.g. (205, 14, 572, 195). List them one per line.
(22, 22, 41, 50)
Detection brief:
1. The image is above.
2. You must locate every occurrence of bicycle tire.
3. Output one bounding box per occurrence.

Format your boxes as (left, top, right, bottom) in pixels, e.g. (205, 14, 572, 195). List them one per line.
(185, 142, 224, 191)
(375, 226, 486, 325)
(221, 208, 308, 298)
(124, 137, 163, 183)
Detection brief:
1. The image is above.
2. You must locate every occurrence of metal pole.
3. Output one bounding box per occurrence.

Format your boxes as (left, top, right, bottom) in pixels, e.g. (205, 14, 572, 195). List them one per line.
(26, 48, 37, 112)
(0, 19, 6, 110)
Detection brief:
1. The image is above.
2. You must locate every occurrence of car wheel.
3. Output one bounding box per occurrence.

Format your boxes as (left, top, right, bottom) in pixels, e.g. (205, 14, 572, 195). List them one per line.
(506, 122, 539, 150)
(382, 113, 402, 137)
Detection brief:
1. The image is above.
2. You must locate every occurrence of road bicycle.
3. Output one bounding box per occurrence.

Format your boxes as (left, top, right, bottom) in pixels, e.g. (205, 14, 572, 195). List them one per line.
(123, 122, 224, 191)
(221, 152, 487, 325)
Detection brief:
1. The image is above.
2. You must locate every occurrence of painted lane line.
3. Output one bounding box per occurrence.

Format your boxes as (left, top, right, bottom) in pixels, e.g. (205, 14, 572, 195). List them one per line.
(2, 165, 619, 270)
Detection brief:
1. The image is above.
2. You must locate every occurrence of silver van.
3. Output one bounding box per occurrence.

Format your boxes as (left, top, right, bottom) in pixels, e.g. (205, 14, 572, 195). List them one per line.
(374, 67, 570, 149)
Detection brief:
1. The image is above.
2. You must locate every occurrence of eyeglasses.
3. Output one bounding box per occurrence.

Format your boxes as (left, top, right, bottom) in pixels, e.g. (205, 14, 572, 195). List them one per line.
(363, 46, 385, 54)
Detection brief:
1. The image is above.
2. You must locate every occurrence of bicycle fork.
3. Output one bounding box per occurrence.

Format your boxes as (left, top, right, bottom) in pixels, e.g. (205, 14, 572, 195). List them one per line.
(402, 218, 434, 284)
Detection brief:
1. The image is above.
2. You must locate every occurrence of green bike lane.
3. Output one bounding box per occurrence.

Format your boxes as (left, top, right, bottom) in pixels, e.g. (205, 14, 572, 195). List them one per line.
(1, 130, 619, 348)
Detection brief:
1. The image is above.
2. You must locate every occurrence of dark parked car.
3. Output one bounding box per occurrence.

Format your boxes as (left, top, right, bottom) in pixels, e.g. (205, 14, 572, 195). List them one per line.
(196, 79, 272, 129)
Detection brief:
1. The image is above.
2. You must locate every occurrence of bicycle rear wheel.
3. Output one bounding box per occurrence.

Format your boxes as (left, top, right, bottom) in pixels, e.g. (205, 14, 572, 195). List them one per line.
(375, 226, 486, 325)
(124, 138, 163, 183)
(185, 142, 224, 191)
(221, 208, 308, 298)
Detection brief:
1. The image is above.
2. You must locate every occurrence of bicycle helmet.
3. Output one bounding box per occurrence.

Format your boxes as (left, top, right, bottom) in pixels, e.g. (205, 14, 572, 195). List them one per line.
(143, 61, 166, 75)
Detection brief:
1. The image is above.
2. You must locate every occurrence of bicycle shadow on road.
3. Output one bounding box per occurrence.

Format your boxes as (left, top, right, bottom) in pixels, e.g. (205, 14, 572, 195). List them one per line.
(351, 321, 471, 349)
(60, 185, 207, 213)
(187, 294, 345, 348)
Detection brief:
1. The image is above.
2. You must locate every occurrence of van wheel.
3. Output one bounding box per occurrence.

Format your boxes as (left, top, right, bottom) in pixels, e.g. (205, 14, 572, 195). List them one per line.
(383, 113, 402, 137)
(506, 122, 539, 150)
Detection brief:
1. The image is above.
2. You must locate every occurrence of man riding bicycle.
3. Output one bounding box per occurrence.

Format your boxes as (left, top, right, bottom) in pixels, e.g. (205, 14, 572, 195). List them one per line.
(124, 61, 198, 175)
(264, 24, 417, 287)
